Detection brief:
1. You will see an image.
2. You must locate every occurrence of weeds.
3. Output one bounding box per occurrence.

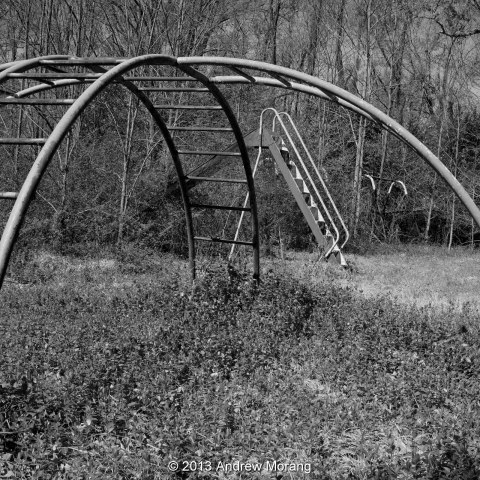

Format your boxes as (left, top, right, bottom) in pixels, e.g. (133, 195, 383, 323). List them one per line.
(0, 252, 479, 478)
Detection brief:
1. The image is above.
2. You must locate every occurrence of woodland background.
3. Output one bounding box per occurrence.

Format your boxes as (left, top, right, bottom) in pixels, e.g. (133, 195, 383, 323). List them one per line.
(2, 0, 480, 257)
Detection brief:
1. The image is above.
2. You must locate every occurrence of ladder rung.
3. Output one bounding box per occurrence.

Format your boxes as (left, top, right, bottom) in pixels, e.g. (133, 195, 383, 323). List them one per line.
(0, 98, 75, 105)
(295, 179, 309, 193)
(190, 203, 250, 212)
(40, 58, 126, 65)
(227, 66, 256, 83)
(138, 87, 209, 92)
(8, 73, 101, 79)
(291, 165, 300, 175)
(178, 150, 241, 156)
(268, 71, 292, 87)
(185, 176, 247, 184)
(126, 76, 196, 82)
(314, 212, 325, 225)
(154, 104, 222, 110)
(8, 72, 199, 84)
(195, 236, 254, 246)
(168, 126, 233, 132)
(0, 192, 18, 199)
(0, 138, 46, 145)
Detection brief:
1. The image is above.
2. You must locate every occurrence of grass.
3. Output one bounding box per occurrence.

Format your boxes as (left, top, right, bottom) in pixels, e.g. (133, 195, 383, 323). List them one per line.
(281, 244, 480, 312)
(1, 246, 480, 479)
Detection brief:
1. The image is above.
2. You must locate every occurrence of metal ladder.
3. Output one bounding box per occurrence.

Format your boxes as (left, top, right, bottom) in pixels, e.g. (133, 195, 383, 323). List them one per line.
(0, 61, 258, 273)
(230, 108, 349, 266)
(0, 67, 74, 231)
(141, 72, 255, 251)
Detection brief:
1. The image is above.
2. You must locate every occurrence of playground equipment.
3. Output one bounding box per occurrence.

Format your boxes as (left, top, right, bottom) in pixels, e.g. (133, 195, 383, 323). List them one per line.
(1, 55, 480, 289)
(230, 108, 348, 265)
(363, 174, 409, 240)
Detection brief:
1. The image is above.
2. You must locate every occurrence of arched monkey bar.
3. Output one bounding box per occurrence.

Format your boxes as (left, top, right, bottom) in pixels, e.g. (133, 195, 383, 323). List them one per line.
(0, 55, 479, 289)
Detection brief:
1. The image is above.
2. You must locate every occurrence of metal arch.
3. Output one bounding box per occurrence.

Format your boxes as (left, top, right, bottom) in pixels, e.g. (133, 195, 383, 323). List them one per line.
(177, 56, 480, 231)
(0, 54, 263, 287)
(10, 58, 261, 280)
(1, 54, 479, 287)
(34, 59, 258, 278)
(117, 72, 197, 279)
(0, 55, 73, 80)
(0, 55, 197, 287)
(11, 79, 94, 98)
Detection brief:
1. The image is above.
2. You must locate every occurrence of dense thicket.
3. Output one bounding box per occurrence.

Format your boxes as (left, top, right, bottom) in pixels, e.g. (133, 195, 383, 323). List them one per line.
(2, 0, 480, 255)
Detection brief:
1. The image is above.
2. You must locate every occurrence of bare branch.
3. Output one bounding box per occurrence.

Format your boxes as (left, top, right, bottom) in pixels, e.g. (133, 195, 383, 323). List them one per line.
(432, 17, 480, 38)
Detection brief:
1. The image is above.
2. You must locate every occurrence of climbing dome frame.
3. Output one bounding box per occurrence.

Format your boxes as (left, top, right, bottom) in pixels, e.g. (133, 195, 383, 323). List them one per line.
(1, 54, 480, 289)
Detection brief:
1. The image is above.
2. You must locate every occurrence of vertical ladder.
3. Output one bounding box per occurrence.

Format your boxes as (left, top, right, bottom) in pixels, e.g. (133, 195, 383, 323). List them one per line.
(139, 72, 256, 253)
(0, 76, 76, 242)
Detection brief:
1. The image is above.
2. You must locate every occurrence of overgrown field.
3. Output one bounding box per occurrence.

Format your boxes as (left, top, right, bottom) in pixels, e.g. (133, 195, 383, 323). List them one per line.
(1, 250, 480, 479)
(285, 245, 480, 312)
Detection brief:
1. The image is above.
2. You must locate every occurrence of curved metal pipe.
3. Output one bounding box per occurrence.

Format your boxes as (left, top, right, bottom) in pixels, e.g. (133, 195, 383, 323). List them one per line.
(1, 54, 479, 287)
(363, 174, 376, 191)
(179, 57, 480, 231)
(11, 79, 92, 98)
(0, 55, 73, 82)
(0, 55, 197, 287)
(176, 64, 260, 280)
(388, 180, 408, 196)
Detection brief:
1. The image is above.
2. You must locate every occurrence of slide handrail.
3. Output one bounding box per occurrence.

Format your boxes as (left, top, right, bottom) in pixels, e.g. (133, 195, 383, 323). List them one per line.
(273, 111, 350, 249)
(268, 109, 339, 256)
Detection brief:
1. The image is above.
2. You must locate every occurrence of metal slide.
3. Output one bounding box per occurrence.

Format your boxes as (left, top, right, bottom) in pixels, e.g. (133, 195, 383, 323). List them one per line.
(1, 55, 479, 288)
(231, 108, 349, 266)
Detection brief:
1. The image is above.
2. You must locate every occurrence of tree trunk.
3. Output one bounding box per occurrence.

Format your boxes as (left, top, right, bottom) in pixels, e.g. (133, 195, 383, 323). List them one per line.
(424, 138, 442, 241)
(264, 0, 281, 64)
(334, 0, 346, 88)
(471, 185, 476, 249)
(305, 0, 323, 75)
(117, 94, 138, 246)
(352, 0, 373, 237)
(425, 39, 455, 241)
(376, 5, 409, 225)
(448, 108, 461, 250)
(353, 117, 367, 237)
